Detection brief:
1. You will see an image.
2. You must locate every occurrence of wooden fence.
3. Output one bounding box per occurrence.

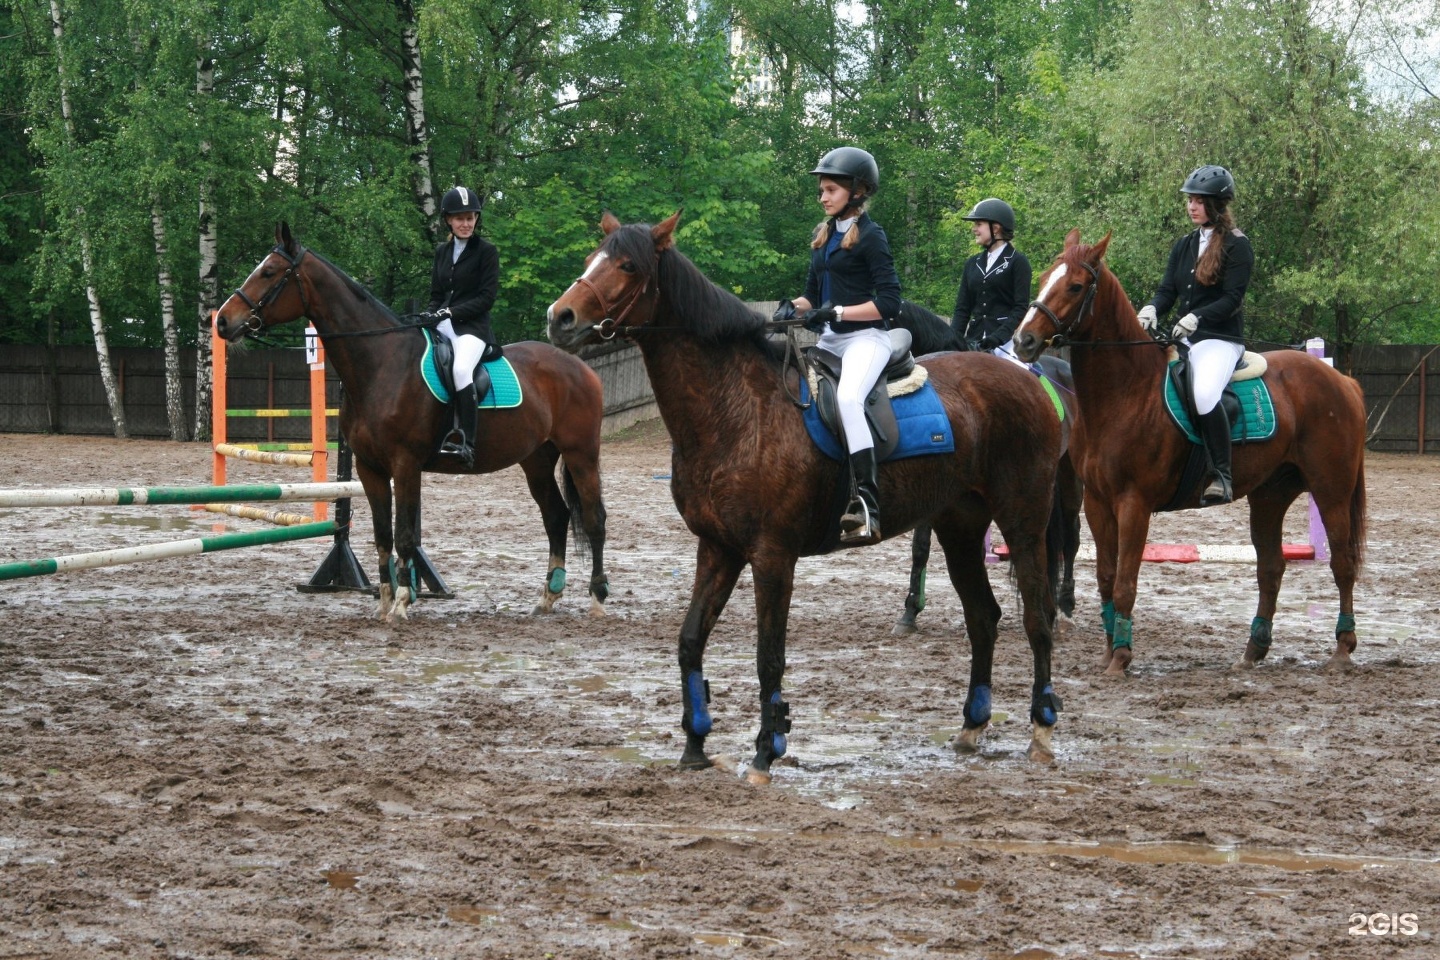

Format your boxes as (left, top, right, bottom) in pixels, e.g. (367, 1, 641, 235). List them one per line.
(2, 334, 1436, 452)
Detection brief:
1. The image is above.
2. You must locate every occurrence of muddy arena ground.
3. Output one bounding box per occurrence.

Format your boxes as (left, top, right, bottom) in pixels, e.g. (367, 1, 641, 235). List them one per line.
(1, 425, 1437, 959)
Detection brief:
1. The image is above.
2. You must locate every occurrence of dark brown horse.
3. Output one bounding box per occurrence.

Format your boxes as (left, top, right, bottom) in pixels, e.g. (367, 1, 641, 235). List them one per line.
(1014, 230, 1366, 675)
(215, 223, 609, 621)
(547, 212, 1064, 782)
(889, 301, 1084, 633)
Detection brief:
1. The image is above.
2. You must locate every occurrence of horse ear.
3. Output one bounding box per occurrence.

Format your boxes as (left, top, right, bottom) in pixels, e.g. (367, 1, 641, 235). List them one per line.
(600, 211, 621, 236)
(1063, 228, 1081, 250)
(1090, 231, 1112, 263)
(652, 210, 682, 251)
(278, 221, 296, 253)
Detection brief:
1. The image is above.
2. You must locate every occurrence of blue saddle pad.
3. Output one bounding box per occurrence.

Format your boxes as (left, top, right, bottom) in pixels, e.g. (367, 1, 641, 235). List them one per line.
(1163, 360, 1276, 443)
(421, 330, 522, 409)
(802, 377, 955, 462)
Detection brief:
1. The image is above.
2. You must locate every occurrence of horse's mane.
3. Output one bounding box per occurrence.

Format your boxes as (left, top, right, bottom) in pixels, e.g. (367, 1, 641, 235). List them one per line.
(603, 224, 771, 349)
(306, 248, 406, 325)
(892, 300, 963, 354)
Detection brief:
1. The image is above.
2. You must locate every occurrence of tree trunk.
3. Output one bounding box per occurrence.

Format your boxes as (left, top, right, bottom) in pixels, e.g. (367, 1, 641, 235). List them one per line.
(1334, 301, 1351, 374)
(194, 49, 217, 442)
(50, 0, 128, 439)
(396, 0, 438, 241)
(151, 199, 189, 440)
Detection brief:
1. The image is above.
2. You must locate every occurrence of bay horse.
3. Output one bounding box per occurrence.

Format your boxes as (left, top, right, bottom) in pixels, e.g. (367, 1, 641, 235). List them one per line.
(547, 212, 1065, 782)
(214, 223, 609, 621)
(889, 301, 1084, 633)
(1013, 230, 1366, 676)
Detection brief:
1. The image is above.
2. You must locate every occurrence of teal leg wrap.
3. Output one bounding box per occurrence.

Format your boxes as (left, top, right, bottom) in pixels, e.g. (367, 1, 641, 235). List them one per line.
(1111, 616, 1133, 650)
(386, 557, 417, 602)
(1101, 600, 1116, 640)
(547, 567, 567, 594)
(1250, 616, 1272, 651)
(1335, 613, 1356, 635)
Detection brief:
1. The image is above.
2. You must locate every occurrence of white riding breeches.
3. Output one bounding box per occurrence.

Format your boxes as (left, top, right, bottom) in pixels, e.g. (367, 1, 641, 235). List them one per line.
(1186, 337, 1245, 415)
(437, 318, 485, 391)
(817, 325, 892, 454)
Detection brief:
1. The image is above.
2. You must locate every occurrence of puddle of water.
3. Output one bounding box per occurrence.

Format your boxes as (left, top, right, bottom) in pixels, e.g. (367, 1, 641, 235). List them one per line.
(598, 746, 666, 766)
(693, 931, 786, 947)
(322, 869, 361, 889)
(448, 906, 501, 925)
(571, 675, 610, 693)
(1243, 886, 1295, 898)
(99, 512, 198, 532)
(947, 877, 983, 892)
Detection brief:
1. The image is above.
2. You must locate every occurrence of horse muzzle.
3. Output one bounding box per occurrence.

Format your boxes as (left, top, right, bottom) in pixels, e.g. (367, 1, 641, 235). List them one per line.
(1013, 329, 1045, 363)
(545, 302, 596, 353)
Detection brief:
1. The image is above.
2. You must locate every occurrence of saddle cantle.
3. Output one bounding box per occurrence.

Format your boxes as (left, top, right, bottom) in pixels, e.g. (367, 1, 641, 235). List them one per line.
(801, 329, 955, 463)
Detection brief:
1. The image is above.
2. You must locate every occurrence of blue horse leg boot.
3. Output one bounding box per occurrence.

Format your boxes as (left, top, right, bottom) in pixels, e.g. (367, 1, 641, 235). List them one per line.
(682, 671, 712, 738)
(1031, 684, 1062, 727)
(754, 691, 791, 769)
(963, 684, 992, 729)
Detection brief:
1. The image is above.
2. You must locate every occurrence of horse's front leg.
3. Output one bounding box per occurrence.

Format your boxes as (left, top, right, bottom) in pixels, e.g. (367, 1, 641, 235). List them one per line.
(355, 459, 396, 620)
(745, 549, 799, 785)
(676, 538, 745, 772)
(1106, 494, 1155, 677)
(387, 469, 423, 622)
(892, 522, 932, 636)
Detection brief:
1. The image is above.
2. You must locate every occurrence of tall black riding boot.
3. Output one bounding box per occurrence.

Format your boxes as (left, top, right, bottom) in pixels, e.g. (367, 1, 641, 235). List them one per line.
(1197, 405, 1233, 506)
(840, 448, 882, 545)
(441, 384, 478, 468)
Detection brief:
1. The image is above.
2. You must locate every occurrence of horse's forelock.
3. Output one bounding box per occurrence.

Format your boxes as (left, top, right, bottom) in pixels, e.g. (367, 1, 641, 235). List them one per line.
(600, 223, 659, 281)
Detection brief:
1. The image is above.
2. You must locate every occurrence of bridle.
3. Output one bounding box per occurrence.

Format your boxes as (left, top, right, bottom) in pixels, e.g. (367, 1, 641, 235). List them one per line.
(231, 244, 311, 336)
(569, 254, 660, 341)
(1027, 258, 1099, 348)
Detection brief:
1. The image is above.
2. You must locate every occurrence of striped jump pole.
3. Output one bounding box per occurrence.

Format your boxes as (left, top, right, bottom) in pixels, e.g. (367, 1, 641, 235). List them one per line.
(0, 482, 364, 509)
(0, 521, 337, 582)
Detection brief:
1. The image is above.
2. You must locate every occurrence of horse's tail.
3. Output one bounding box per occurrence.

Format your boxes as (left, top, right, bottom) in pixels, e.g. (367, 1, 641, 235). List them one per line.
(561, 460, 591, 567)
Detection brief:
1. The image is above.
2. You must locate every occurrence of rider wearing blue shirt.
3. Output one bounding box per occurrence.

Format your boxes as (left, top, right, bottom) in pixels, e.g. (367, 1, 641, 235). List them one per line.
(772, 147, 902, 545)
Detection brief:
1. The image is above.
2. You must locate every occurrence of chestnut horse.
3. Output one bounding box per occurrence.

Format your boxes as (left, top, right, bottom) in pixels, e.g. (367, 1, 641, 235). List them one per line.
(547, 212, 1065, 782)
(215, 223, 609, 621)
(1014, 230, 1366, 675)
(889, 301, 1084, 633)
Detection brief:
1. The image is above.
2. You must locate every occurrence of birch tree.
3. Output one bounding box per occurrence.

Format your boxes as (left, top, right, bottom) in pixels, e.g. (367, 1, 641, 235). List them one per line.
(48, 0, 127, 438)
(150, 199, 188, 440)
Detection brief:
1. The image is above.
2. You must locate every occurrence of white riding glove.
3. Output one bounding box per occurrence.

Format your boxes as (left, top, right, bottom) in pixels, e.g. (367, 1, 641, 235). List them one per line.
(1171, 313, 1199, 340)
(1136, 304, 1158, 330)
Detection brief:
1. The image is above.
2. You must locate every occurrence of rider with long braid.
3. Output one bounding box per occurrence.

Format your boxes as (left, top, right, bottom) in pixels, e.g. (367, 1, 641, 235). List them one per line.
(772, 146, 902, 545)
(427, 185, 500, 468)
(1136, 165, 1254, 506)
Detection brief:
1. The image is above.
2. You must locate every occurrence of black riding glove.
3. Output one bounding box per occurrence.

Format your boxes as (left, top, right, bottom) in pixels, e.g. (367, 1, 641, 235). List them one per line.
(806, 303, 837, 331)
(771, 299, 797, 324)
(979, 334, 1001, 351)
(964, 339, 983, 353)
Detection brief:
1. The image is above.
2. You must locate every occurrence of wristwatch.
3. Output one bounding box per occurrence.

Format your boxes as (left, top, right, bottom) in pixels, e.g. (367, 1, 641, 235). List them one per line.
(834, 304, 845, 321)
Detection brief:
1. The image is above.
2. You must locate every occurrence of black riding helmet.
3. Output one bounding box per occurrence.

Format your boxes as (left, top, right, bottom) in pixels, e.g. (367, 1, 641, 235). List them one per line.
(1181, 165, 1235, 201)
(810, 147, 880, 198)
(961, 198, 1016, 235)
(441, 186, 482, 215)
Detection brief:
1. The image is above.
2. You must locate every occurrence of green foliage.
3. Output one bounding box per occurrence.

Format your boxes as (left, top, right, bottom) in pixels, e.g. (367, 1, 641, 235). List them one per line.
(2, 0, 1435, 360)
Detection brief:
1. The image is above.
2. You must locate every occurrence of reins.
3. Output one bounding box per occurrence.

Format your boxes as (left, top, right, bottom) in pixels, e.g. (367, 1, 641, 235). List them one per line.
(232, 242, 441, 344)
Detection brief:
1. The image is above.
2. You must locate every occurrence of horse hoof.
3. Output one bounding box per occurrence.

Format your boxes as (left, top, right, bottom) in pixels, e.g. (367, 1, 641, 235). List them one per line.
(1321, 654, 1357, 674)
(892, 620, 918, 636)
(743, 766, 773, 786)
(589, 597, 607, 618)
(1231, 658, 1256, 671)
(677, 753, 714, 772)
(1028, 723, 1055, 763)
(949, 724, 987, 753)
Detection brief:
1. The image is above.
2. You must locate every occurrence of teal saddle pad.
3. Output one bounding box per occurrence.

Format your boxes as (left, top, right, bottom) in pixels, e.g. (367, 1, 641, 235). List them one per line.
(421, 330, 522, 409)
(1163, 360, 1276, 443)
